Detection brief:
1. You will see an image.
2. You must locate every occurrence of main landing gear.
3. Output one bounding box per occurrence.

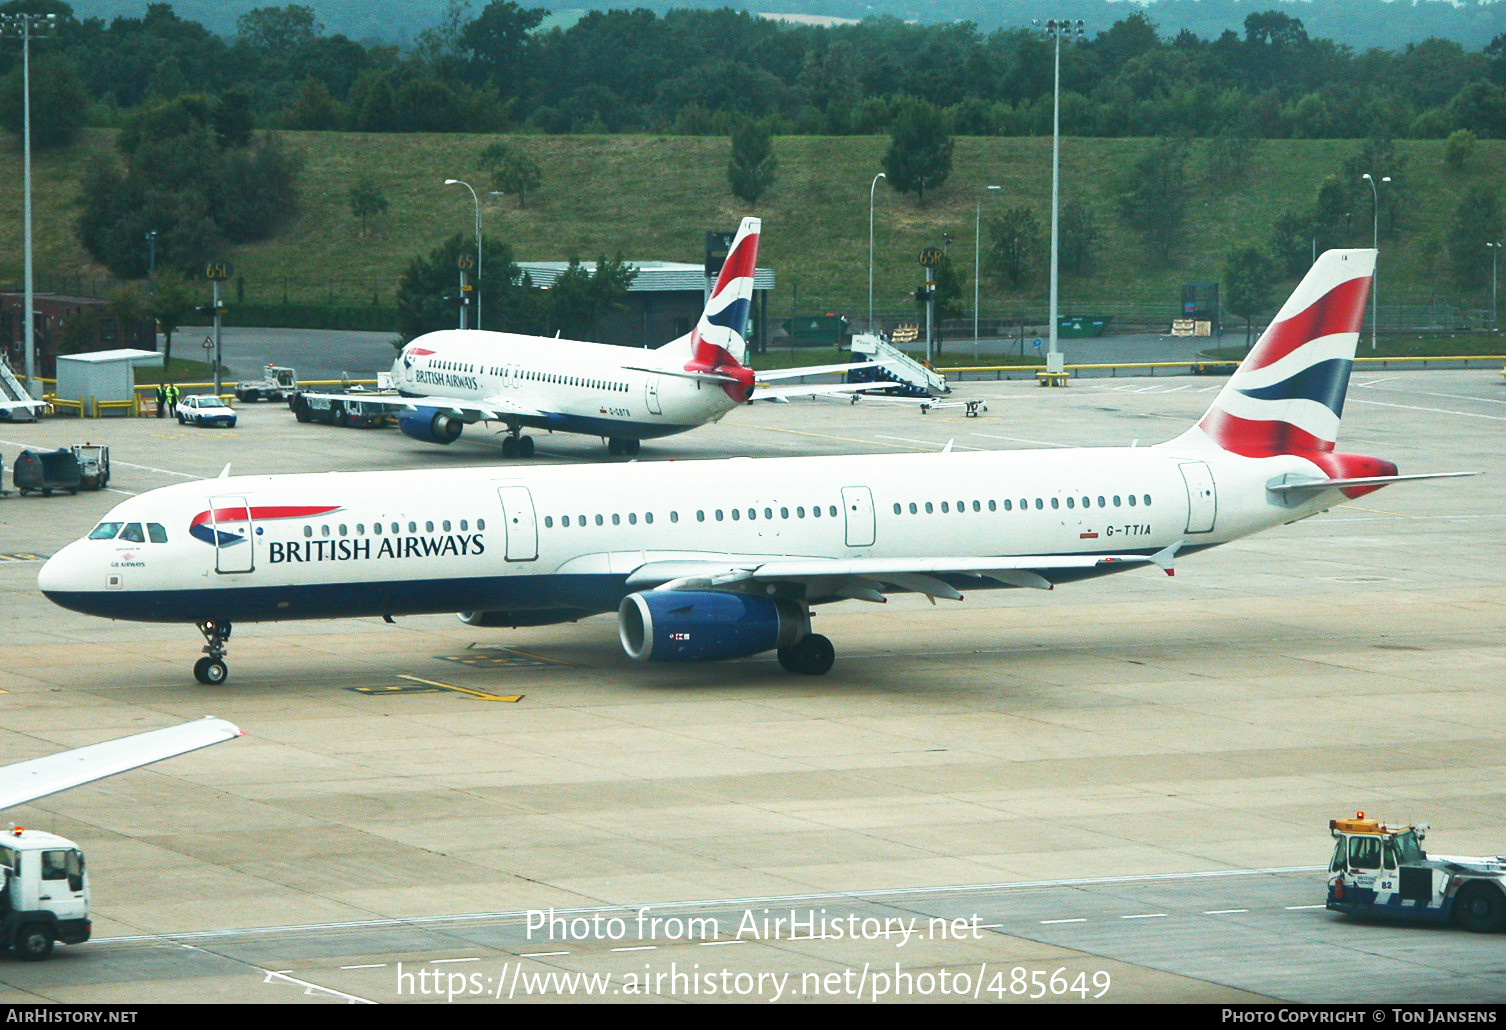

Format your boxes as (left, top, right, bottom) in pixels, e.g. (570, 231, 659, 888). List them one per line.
(500, 429, 535, 458)
(777, 633, 835, 675)
(194, 619, 232, 684)
(606, 437, 640, 456)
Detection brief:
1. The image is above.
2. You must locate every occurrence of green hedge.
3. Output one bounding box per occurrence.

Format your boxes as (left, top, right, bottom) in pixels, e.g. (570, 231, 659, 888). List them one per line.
(222, 304, 398, 333)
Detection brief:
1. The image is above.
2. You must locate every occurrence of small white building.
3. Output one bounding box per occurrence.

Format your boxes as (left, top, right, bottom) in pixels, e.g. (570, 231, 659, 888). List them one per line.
(55, 349, 163, 416)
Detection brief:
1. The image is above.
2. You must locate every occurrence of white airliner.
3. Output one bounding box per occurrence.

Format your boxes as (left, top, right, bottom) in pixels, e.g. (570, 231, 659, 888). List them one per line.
(39, 249, 1465, 685)
(313, 217, 879, 457)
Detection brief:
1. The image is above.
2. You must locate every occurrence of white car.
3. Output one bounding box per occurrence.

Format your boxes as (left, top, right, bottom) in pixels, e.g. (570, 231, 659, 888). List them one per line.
(177, 394, 237, 428)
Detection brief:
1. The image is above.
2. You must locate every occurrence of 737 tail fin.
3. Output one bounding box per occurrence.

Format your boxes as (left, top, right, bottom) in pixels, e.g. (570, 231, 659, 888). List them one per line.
(1174, 249, 1374, 457)
(669, 217, 760, 402)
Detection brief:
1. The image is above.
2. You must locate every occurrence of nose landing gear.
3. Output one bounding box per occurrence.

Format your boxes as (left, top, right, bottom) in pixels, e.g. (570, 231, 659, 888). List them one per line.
(194, 619, 232, 684)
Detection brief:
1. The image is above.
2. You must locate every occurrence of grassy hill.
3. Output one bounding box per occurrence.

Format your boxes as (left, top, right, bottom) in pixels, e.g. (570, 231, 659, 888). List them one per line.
(2, 130, 1502, 331)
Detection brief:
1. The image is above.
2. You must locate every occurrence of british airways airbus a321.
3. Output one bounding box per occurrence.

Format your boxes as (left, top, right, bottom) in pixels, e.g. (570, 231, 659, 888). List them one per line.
(306, 217, 879, 457)
(40, 249, 1466, 684)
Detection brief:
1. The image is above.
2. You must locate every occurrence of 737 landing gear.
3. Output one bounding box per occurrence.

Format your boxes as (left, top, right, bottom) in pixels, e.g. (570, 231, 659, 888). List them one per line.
(777, 633, 835, 675)
(606, 437, 640, 456)
(194, 619, 232, 684)
(500, 430, 535, 458)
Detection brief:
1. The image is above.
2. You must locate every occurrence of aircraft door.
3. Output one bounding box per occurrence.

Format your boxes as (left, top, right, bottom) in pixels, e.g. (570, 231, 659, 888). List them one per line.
(646, 375, 662, 415)
(841, 486, 876, 548)
(497, 485, 538, 562)
(210, 495, 254, 573)
(1178, 462, 1217, 534)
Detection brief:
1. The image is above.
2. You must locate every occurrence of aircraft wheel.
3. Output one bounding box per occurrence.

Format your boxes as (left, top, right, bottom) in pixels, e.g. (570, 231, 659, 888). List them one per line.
(1455, 883, 1506, 933)
(501, 436, 518, 458)
(194, 657, 229, 686)
(517, 436, 535, 458)
(607, 438, 623, 456)
(779, 634, 835, 675)
(14, 926, 53, 962)
(624, 438, 641, 456)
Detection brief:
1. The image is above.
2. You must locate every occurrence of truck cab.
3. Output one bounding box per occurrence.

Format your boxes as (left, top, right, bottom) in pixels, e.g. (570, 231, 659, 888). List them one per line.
(1327, 812, 1506, 932)
(0, 826, 91, 960)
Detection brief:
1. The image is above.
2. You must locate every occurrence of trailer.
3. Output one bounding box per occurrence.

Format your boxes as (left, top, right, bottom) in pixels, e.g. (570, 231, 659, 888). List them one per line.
(1327, 812, 1506, 932)
(290, 391, 396, 428)
(12, 449, 80, 496)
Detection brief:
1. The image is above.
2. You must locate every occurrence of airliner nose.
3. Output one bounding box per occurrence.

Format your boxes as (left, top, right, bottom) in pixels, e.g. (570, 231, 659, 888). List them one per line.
(38, 541, 89, 599)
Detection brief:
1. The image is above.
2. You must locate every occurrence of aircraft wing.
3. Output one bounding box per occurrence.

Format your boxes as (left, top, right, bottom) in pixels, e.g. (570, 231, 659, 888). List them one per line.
(0, 717, 242, 811)
(625, 545, 1180, 602)
(296, 392, 547, 423)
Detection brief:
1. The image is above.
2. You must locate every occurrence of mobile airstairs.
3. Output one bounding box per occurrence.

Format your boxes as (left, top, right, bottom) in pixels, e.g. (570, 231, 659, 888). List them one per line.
(847, 333, 949, 398)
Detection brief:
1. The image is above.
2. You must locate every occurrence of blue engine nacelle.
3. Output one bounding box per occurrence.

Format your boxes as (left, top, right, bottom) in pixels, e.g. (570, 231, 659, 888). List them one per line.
(618, 590, 810, 662)
(398, 408, 463, 444)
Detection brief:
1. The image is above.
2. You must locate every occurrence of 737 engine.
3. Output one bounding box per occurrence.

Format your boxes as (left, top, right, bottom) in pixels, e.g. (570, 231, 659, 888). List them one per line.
(618, 591, 809, 662)
(398, 408, 464, 444)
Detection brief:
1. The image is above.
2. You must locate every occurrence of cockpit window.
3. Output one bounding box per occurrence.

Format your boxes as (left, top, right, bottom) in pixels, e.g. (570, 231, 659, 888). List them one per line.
(88, 522, 123, 540)
(119, 523, 146, 543)
(147, 523, 168, 543)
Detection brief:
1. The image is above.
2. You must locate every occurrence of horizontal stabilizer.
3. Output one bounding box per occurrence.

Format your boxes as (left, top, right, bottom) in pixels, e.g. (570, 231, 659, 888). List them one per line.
(1267, 471, 1476, 495)
(755, 361, 882, 381)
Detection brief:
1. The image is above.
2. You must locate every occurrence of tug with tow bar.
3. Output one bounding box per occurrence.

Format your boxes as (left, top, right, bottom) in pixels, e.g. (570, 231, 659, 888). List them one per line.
(1327, 812, 1506, 932)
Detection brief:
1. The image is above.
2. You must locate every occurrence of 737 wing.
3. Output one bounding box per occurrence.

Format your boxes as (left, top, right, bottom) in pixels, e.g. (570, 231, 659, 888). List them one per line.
(0, 717, 242, 811)
(294, 392, 546, 424)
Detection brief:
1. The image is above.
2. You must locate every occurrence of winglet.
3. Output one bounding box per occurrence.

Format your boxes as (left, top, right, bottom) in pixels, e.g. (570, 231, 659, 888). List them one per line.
(1151, 540, 1183, 577)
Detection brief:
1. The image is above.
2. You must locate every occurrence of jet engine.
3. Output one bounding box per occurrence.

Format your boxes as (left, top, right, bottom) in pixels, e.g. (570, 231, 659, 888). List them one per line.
(398, 408, 463, 444)
(618, 590, 809, 662)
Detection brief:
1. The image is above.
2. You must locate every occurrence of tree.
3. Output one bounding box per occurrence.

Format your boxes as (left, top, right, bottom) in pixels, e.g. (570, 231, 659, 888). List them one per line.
(480, 141, 543, 209)
(985, 206, 1043, 288)
(882, 99, 953, 203)
(396, 234, 520, 344)
(147, 270, 198, 380)
(106, 283, 153, 351)
(0, 55, 88, 149)
(1118, 140, 1190, 265)
(1443, 129, 1476, 172)
(458, 0, 545, 94)
(727, 118, 777, 204)
(76, 96, 303, 277)
(1223, 244, 1279, 349)
(1058, 198, 1100, 276)
(1448, 187, 1503, 291)
(349, 178, 389, 237)
(542, 255, 636, 339)
(235, 4, 324, 51)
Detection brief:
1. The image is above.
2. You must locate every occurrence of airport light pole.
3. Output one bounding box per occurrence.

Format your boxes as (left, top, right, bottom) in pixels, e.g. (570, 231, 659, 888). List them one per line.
(445, 178, 482, 330)
(974, 185, 1001, 362)
(1488, 242, 1501, 333)
(1, 12, 56, 397)
(1362, 172, 1390, 351)
(1037, 17, 1084, 374)
(869, 172, 886, 331)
